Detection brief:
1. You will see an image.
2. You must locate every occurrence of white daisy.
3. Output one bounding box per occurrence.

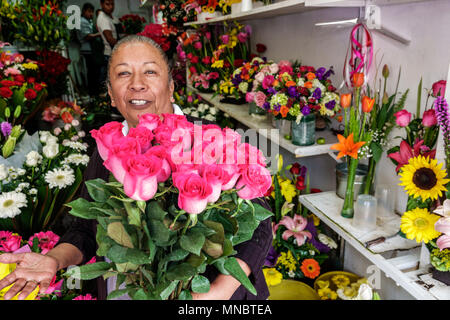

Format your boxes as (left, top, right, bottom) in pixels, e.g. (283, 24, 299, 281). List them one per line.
(63, 154, 90, 166)
(45, 167, 75, 189)
(318, 233, 338, 249)
(0, 191, 27, 218)
(62, 140, 87, 152)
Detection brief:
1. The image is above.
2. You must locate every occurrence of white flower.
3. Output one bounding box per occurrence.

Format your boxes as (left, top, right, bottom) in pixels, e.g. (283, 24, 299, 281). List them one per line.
(63, 140, 87, 152)
(43, 143, 59, 159)
(312, 78, 326, 93)
(309, 250, 316, 256)
(0, 164, 8, 180)
(209, 107, 218, 115)
(71, 135, 79, 141)
(191, 111, 200, 118)
(71, 119, 80, 127)
(182, 108, 192, 114)
(64, 124, 72, 131)
(204, 114, 216, 122)
(269, 63, 279, 74)
(354, 284, 373, 300)
(288, 270, 296, 278)
(318, 233, 338, 249)
(45, 167, 75, 189)
(238, 82, 249, 93)
(78, 131, 86, 138)
(25, 150, 43, 167)
(53, 127, 62, 136)
(0, 191, 27, 218)
(39, 131, 58, 145)
(63, 154, 90, 166)
(30, 188, 38, 195)
(296, 77, 305, 87)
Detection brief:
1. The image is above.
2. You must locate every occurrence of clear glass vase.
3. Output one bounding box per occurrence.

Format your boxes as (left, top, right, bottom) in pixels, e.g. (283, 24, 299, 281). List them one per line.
(341, 158, 359, 218)
(291, 114, 315, 146)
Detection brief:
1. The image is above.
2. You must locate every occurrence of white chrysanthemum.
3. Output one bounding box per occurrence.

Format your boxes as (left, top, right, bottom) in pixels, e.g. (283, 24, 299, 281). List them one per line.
(191, 111, 200, 118)
(238, 81, 249, 93)
(0, 191, 27, 218)
(0, 164, 8, 180)
(318, 233, 338, 249)
(62, 140, 87, 151)
(209, 107, 218, 115)
(182, 108, 191, 114)
(25, 150, 43, 167)
(204, 114, 216, 122)
(297, 77, 305, 87)
(45, 167, 75, 189)
(197, 104, 208, 113)
(63, 154, 90, 166)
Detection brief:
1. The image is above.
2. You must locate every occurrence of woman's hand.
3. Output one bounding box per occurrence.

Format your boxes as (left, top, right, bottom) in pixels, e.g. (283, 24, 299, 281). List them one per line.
(0, 252, 59, 300)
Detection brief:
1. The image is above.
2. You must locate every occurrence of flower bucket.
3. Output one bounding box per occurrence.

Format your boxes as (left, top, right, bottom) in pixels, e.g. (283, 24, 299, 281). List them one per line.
(274, 119, 291, 137)
(335, 162, 369, 200)
(268, 279, 319, 300)
(431, 268, 450, 285)
(291, 114, 315, 146)
(248, 102, 267, 119)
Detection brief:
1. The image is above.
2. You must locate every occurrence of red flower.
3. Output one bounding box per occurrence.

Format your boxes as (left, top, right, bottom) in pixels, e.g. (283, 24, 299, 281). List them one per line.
(233, 59, 244, 68)
(264, 185, 274, 197)
(0, 80, 16, 87)
(28, 77, 35, 84)
(14, 74, 25, 83)
(0, 87, 13, 98)
(201, 56, 211, 65)
(61, 111, 74, 124)
(290, 163, 301, 175)
(256, 43, 267, 53)
(24, 88, 37, 100)
(34, 83, 43, 92)
(296, 176, 306, 191)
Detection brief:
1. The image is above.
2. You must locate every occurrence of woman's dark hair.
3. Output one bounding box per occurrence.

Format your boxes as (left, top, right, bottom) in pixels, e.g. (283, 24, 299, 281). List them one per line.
(82, 3, 95, 13)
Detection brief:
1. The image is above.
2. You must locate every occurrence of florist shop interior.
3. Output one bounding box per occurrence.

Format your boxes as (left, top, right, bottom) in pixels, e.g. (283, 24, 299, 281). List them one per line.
(0, 0, 449, 301)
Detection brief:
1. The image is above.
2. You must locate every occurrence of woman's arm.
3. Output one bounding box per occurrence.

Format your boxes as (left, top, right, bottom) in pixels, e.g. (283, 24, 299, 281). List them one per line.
(45, 243, 84, 271)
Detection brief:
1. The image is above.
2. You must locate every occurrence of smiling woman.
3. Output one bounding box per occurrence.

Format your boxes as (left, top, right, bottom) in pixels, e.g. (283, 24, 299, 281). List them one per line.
(106, 36, 175, 127)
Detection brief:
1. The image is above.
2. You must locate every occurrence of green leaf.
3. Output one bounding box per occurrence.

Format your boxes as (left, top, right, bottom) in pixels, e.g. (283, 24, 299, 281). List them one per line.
(85, 179, 111, 203)
(180, 229, 205, 256)
(178, 290, 193, 300)
(133, 288, 149, 300)
(106, 245, 128, 263)
(107, 221, 134, 248)
(166, 262, 197, 281)
(146, 200, 167, 221)
(253, 203, 273, 222)
(186, 253, 207, 268)
(148, 220, 171, 245)
(191, 275, 210, 293)
(107, 288, 130, 300)
(159, 280, 179, 300)
(224, 257, 257, 296)
(63, 262, 111, 280)
(203, 220, 224, 244)
(369, 141, 383, 163)
(66, 198, 98, 219)
(126, 248, 151, 265)
(166, 248, 190, 262)
(202, 238, 223, 258)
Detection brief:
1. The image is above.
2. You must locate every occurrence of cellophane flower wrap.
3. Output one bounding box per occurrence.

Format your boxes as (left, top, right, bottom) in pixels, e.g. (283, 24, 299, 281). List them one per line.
(0, 230, 96, 300)
(66, 113, 273, 300)
(247, 62, 340, 122)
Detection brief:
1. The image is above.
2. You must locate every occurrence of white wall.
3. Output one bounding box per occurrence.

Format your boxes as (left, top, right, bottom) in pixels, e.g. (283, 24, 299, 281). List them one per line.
(247, 0, 450, 207)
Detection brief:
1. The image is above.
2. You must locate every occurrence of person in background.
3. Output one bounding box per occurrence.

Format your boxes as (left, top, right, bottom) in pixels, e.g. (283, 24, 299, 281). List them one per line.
(77, 3, 101, 95)
(96, 0, 119, 90)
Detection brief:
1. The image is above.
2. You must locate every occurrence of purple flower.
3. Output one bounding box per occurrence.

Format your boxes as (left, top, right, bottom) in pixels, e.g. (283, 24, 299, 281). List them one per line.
(301, 106, 311, 115)
(244, 25, 252, 36)
(264, 245, 280, 268)
(305, 218, 330, 253)
(267, 87, 277, 95)
(312, 87, 322, 100)
(299, 165, 307, 178)
(435, 97, 450, 141)
(325, 100, 336, 110)
(288, 86, 298, 98)
(316, 67, 326, 80)
(323, 67, 335, 80)
(263, 102, 270, 110)
(273, 103, 281, 112)
(1, 122, 12, 138)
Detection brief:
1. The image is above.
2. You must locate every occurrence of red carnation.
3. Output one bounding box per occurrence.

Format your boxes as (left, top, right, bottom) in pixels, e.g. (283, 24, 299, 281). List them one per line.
(14, 74, 25, 83)
(34, 83, 43, 92)
(0, 87, 13, 98)
(0, 80, 16, 87)
(24, 88, 37, 100)
(290, 163, 301, 175)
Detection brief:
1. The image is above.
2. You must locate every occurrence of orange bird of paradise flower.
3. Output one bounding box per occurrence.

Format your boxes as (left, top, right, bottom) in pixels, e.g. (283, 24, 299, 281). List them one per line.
(330, 133, 365, 159)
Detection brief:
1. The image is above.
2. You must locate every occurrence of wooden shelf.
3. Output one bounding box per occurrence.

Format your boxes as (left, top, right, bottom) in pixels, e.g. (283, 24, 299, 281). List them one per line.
(188, 85, 338, 158)
(299, 191, 450, 300)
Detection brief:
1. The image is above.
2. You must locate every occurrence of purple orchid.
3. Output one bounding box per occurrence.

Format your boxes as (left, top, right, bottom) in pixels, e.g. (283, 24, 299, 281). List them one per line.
(262, 102, 271, 110)
(435, 97, 450, 141)
(1, 122, 12, 138)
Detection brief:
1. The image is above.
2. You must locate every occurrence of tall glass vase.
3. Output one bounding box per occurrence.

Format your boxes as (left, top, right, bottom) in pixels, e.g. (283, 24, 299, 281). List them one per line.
(341, 157, 359, 218)
(361, 157, 376, 195)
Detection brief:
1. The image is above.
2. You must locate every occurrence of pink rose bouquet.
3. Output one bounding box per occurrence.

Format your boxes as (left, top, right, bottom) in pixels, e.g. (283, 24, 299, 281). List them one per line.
(66, 113, 273, 300)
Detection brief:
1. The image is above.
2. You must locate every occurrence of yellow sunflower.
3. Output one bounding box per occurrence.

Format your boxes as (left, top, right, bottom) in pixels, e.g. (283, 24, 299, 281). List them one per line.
(400, 207, 441, 243)
(399, 155, 450, 201)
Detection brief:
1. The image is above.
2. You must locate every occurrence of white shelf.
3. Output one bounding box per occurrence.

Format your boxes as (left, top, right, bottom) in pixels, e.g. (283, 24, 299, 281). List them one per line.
(188, 85, 338, 158)
(184, 0, 432, 26)
(299, 191, 450, 300)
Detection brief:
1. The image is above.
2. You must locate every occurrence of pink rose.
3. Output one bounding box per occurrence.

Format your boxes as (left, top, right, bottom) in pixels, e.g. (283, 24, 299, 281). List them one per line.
(128, 125, 154, 153)
(28, 231, 60, 255)
(432, 80, 446, 97)
(154, 124, 177, 147)
(235, 164, 272, 200)
(123, 154, 162, 201)
(254, 91, 267, 108)
(4, 67, 21, 76)
(394, 109, 412, 127)
(0, 231, 21, 252)
(422, 109, 437, 127)
(194, 41, 202, 50)
(138, 113, 161, 131)
(262, 75, 275, 90)
(246, 92, 255, 103)
(91, 121, 124, 161)
(268, 63, 279, 74)
(104, 136, 142, 184)
(173, 172, 213, 214)
(236, 143, 267, 167)
(200, 164, 227, 203)
(145, 145, 172, 182)
(163, 113, 191, 130)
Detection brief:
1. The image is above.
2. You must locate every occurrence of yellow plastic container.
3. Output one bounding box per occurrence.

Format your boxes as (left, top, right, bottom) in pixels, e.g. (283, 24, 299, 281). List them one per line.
(268, 279, 320, 300)
(0, 263, 39, 300)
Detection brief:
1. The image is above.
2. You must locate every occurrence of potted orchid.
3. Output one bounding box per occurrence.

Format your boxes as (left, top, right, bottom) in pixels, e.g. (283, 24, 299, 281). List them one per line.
(65, 113, 273, 300)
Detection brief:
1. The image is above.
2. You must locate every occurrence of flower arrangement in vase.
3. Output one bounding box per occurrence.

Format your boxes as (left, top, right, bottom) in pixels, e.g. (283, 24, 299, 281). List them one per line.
(34, 49, 70, 100)
(65, 113, 273, 300)
(119, 14, 146, 35)
(331, 73, 374, 218)
(0, 51, 47, 127)
(41, 99, 86, 128)
(158, 1, 197, 26)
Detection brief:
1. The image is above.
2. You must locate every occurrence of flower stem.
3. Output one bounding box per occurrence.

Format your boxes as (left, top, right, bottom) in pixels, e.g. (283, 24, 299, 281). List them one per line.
(341, 157, 359, 218)
(362, 156, 376, 195)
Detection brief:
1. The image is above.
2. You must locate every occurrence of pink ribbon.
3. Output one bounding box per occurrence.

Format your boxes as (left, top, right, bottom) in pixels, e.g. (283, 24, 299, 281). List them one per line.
(343, 23, 374, 89)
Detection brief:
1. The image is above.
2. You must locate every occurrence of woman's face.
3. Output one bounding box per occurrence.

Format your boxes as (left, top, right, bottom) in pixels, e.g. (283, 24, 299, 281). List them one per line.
(108, 42, 174, 127)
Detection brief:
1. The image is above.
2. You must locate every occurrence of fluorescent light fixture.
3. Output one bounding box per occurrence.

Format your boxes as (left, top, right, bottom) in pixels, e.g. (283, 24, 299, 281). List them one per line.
(315, 18, 358, 27)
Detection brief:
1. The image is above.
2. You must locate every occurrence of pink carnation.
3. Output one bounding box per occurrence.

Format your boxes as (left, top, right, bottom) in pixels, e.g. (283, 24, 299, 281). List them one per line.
(0, 231, 22, 253)
(28, 231, 60, 255)
(73, 294, 97, 300)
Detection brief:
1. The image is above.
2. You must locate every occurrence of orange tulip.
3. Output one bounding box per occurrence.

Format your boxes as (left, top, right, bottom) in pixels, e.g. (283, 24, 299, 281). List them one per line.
(340, 93, 352, 109)
(330, 133, 366, 159)
(280, 105, 289, 118)
(352, 72, 364, 88)
(361, 96, 375, 113)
